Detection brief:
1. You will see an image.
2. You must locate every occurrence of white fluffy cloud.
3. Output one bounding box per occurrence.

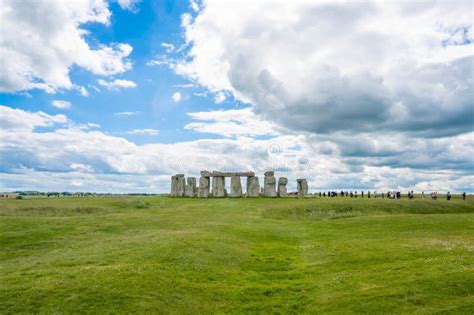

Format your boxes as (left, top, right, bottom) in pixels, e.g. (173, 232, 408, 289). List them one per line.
(117, 0, 141, 12)
(125, 129, 159, 136)
(185, 108, 279, 137)
(114, 111, 140, 116)
(0, 0, 133, 93)
(175, 0, 473, 137)
(98, 79, 137, 90)
(51, 100, 72, 110)
(161, 42, 176, 53)
(189, 0, 200, 12)
(172, 92, 182, 102)
(0, 105, 67, 131)
(213, 91, 226, 104)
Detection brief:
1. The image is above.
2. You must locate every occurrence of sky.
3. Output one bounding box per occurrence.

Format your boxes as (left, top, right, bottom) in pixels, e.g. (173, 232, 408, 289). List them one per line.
(0, 0, 473, 193)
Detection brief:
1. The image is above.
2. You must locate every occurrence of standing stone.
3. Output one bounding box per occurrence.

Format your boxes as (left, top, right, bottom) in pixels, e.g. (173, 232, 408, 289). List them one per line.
(230, 175, 242, 197)
(170, 175, 178, 196)
(176, 174, 185, 197)
(297, 178, 308, 197)
(263, 171, 277, 197)
(198, 176, 210, 198)
(171, 174, 185, 197)
(246, 176, 260, 197)
(277, 177, 288, 197)
(211, 176, 226, 197)
(185, 177, 197, 197)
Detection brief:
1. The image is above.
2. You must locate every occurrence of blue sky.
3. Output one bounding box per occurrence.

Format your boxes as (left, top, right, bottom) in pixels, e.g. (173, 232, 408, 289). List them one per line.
(0, 0, 226, 145)
(0, 0, 473, 193)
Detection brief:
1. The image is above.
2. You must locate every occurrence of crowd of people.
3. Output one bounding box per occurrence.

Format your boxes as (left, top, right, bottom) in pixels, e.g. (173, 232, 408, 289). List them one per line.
(316, 190, 467, 200)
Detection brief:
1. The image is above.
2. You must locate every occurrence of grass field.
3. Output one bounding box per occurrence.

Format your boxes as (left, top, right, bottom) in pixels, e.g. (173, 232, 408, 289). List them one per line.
(1, 196, 473, 314)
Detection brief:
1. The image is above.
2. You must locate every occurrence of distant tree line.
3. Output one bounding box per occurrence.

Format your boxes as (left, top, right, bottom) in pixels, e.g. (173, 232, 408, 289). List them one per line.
(0, 191, 162, 198)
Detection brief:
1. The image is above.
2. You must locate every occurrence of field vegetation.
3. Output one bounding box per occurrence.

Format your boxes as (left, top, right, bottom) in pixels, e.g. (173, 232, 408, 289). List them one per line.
(1, 196, 473, 313)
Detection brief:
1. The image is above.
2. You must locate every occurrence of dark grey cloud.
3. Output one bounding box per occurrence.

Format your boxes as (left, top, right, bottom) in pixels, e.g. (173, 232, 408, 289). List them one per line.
(244, 56, 474, 137)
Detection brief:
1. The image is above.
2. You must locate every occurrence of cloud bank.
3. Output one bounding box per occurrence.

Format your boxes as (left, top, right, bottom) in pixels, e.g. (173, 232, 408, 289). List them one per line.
(0, 0, 133, 94)
(175, 0, 473, 137)
(1, 105, 472, 193)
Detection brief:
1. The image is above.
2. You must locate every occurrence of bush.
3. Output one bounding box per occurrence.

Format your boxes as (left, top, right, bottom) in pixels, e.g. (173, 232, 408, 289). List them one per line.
(130, 199, 151, 209)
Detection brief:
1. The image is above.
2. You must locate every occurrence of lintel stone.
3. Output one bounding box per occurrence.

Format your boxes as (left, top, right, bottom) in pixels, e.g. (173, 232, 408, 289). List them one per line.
(202, 171, 255, 177)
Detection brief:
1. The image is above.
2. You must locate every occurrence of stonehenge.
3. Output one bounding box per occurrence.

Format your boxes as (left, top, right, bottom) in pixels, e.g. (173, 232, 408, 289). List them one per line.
(170, 171, 307, 198)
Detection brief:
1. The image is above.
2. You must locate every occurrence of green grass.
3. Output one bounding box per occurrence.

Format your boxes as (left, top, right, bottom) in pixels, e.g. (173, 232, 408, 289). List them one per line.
(1, 196, 473, 314)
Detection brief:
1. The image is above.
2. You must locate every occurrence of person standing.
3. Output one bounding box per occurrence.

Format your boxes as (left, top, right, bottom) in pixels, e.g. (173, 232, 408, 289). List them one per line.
(462, 192, 466, 200)
(447, 191, 451, 201)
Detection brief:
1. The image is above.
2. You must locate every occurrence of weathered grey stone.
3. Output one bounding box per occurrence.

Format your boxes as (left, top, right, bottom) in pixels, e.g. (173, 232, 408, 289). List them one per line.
(177, 175, 185, 197)
(204, 171, 255, 177)
(198, 176, 210, 198)
(170, 174, 186, 197)
(234, 171, 255, 177)
(170, 174, 185, 197)
(170, 175, 178, 196)
(278, 177, 288, 197)
(246, 176, 260, 197)
(185, 177, 197, 197)
(200, 170, 212, 177)
(297, 178, 308, 196)
(229, 175, 242, 197)
(211, 176, 225, 197)
(264, 171, 277, 197)
(211, 171, 227, 177)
